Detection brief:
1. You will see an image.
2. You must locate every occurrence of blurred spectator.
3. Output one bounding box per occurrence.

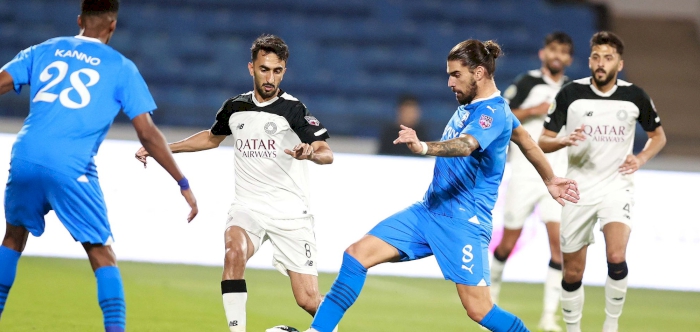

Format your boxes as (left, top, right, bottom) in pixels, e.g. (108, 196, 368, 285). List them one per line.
(377, 95, 429, 156)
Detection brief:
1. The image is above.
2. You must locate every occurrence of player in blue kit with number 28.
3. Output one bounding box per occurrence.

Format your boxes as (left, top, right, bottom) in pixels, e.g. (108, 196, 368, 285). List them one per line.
(0, 1, 198, 331)
(307, 40, 580, 332)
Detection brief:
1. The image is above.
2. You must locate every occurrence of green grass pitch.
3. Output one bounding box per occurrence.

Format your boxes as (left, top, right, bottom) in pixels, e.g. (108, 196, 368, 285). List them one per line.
(1, 257, 698, 331)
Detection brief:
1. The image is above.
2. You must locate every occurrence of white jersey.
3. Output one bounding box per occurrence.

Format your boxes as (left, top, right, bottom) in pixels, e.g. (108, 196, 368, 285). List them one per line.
(544, 78, 661, 205)
(210, 90, 330, 219)
(503, 69, 568, 180)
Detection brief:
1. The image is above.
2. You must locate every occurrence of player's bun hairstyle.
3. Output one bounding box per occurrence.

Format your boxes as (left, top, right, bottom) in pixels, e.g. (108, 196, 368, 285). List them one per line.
(81, 0, 119, 16)
(447, 39, 502, 77)
(590, 31, 624, 56)
(251, 34, 290, 62)
(545, 31, 574, 55)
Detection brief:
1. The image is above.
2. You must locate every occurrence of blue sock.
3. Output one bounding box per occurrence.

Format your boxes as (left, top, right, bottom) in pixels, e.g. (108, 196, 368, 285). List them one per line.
(480, 304, 529, 332)
(311, 252, 367, 332)
(95, 266, 126, 332)
(0, 246, 21, 318)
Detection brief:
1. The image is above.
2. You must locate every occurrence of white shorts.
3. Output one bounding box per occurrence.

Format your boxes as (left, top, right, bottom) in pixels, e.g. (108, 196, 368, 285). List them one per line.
(226, 203, 318, 276)
(503, 179, 562, 229)
(560, 189, 634, 253)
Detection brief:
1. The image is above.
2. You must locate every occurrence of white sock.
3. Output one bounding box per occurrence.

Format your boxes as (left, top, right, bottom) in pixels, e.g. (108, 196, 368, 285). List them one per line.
(543, 265, 563, 318)
(561, 283, 584, 332)
(603, 276, 628, 332)
(222, 279, 248, 332)
(490, 256, 506, 304)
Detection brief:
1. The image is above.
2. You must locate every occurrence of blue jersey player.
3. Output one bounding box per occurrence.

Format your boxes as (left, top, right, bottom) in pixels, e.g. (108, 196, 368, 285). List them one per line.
(0, 1, 198, 331)
(307, 40, 580, 332)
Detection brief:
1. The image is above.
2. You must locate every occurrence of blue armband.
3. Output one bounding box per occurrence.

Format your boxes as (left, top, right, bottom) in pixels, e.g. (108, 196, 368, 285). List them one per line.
(178, 177, 190, 190)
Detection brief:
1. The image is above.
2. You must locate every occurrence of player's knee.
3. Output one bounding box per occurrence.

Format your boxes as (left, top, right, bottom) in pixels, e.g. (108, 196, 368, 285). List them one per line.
(344, 243, 366, 262)
(563, 268, 583, 283)
(295, 290, 321, 314)
(606, 250, 626, 264)
(224, 245, 247, 266)
(464, 301, 491, 323)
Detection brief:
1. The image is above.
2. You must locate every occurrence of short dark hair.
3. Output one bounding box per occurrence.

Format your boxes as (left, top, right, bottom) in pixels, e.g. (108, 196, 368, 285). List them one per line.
(251, 34, 289, 62)
(81, 0, 119, 17)
(590, 31, 624, 55)
(545, 31, 574, 55)
(397, 94, 419, 108)
(447, 39, 502, 76)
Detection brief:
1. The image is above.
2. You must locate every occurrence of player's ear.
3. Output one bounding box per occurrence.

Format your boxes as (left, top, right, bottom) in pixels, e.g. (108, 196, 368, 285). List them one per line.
(538, 49, 545, 62)
(77, 15, 83, 29)
(109, 19, 117, 34)
(248, 62, 254, 76)
(617, 59, 624, 73)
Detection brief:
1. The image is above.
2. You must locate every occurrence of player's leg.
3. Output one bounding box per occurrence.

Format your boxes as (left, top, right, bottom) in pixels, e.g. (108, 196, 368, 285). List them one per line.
(491, 183, 535, 304)
(221, 207, 261, 332)
(310, 203, 432, 332)
(559, 203, 597, 332)
(456, 284, 528, 332)
(539, 197, 565, 332)
(0, 224, 29, 320)
(82, 243, 124, 332)
(598, 190, 634, 332)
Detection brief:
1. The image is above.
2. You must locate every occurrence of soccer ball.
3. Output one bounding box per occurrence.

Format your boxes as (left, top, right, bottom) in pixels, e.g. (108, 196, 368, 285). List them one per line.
(266, 326, 300, 332)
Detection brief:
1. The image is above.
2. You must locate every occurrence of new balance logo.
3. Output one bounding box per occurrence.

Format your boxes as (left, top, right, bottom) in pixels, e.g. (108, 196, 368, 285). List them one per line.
(612, 297, 624, 301)
(229, 320, 238, 327)
(237, 124, 244, 129)
(585, 111, 594, 116)
(305, 260, 314, 267)
(563, 309, 572, 313)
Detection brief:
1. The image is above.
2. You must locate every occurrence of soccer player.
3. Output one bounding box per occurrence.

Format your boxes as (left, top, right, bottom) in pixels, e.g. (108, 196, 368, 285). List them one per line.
(0, 1, 198, 331)
(135, 34, 334, 332)
(306, 39, 580, 332)
(539, 31, 666, 332)
(490, 32, 574, 332)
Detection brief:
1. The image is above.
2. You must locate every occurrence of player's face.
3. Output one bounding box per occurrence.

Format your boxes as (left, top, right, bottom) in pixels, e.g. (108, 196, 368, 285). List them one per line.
(447, 60, 478, 105)
(248, 51, 286, 101)
(540, 42, 572, 75)
(589, 44, 623, 87)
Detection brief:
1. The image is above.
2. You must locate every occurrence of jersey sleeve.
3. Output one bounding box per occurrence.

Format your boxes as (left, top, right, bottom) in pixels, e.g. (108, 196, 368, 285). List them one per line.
(543, 87, 570, 133)
(635, 88, 662, 132)
(503, 73, 532, 109)
(289, 103, 330, 143)
(461, 103, 506, 152)
(210, 99, 235, 136)
(117, 59, 157, 120)
(1, 46, 35, 94)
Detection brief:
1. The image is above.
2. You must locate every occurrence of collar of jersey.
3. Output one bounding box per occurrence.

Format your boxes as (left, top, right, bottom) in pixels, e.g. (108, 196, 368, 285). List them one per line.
(246, 90, 282, 107)
(541, 72, 566, 87)
(468, 90, 501, 105)
(588, 77, 618, 97)
(74, 35, 104, 44)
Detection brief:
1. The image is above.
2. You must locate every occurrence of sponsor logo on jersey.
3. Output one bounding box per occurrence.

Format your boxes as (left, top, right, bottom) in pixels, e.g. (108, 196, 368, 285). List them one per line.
(304, 116, 320, 126)
(616, 109, 628, 121)
(264, 122, 277, 135)
(585, 111, 594, 117)
(237, 123, 244, 130)
(582, 124, 626, 142)
(479, 114, 493, 129)
(235, 139, 277, 158)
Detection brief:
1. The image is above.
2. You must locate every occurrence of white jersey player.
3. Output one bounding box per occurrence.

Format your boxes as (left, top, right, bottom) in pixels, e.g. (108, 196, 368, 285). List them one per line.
(491, 32, 574, 332)
(539, 31, 666, 332)
(135, 35, 335, 332)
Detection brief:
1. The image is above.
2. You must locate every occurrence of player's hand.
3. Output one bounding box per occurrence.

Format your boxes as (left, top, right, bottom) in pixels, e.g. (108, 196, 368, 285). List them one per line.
(559, 124, 586, 147)
(284, 143, 315, 161)
(393, 125, 423, 154)
(181, 188, 198, 223)
(530, 102, 551, 116)
(545, 176, 580, 206)
(135, 146, 150, 168)
(619, 154, 642, 175)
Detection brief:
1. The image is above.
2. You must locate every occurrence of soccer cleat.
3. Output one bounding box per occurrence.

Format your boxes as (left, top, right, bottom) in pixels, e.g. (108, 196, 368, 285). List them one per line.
(266, 326, 300, 332)
(538, 314, 562, 332)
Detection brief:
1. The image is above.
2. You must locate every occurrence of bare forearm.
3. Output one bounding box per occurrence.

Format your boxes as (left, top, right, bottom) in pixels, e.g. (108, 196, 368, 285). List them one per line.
(512, 108, 533, 122)
(0, 71, 14, 95)
(138, 128, 185, 181)
(310, 147, 334, 165)
(170, 130, 220, 153)
(637, 134, 666, 165)
(522, 144, 555, 183)
(426, 136, 477, 157)
(538, 135, 565, 153)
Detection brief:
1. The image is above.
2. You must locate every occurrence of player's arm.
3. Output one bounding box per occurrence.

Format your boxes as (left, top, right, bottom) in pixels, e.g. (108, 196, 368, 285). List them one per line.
(393, 124, 479, 157)
(620, 92, 667, 174)
(284, 140, 334, 165)
(135, 130, 226, 164)
(538, 88, 583, 152)
(511, 125, 580, 205)
(512, 103, 551, 121)
(538, 126, 585, 153)
(132, 113, 198, 221)
(505, 75, 549, 121)
(0, 71, 14, 95)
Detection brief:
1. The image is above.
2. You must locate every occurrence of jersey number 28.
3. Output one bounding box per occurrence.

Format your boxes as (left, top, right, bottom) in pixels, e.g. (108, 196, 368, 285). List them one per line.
(33, 60, 100, 109)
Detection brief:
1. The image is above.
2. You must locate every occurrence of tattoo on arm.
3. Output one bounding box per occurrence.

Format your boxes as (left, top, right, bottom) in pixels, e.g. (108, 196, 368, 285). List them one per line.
(426, 136, 477, 157)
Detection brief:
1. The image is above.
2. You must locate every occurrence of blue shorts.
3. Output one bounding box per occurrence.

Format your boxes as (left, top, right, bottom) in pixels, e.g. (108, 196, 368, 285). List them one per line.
(4, 159, 113, 245)
(368, 202, 491, 286)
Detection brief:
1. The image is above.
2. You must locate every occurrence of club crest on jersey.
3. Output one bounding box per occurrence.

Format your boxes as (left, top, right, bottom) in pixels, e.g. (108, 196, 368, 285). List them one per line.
(304, 116, 320, 126)
(264, 122, 277, 135)
(479, 114, 493, 129)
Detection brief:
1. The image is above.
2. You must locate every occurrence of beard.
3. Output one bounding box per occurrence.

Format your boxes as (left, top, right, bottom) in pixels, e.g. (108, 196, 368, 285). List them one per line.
(255, 81, 278, 99)
(456, 78, 478, 105)
(591, 68, 616, 87)
(545, 61, 562, 76)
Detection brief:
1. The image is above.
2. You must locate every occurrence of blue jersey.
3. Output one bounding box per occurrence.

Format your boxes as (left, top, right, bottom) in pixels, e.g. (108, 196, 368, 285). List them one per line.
(1, 35, 156, 178)
(422, 92, 520, 225)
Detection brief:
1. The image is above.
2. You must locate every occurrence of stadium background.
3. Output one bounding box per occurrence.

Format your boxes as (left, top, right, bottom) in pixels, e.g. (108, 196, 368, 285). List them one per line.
(0, 0, 699, 331)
